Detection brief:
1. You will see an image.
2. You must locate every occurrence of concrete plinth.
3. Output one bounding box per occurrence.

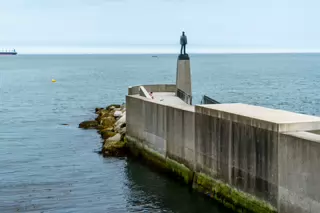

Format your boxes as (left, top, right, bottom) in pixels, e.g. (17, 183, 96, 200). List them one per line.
(176, 55, 192, 99)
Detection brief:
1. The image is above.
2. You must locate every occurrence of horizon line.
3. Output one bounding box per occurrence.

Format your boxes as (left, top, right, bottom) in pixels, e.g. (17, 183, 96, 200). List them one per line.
(5, 46, 320, 54)
(15, 51, 320, 55)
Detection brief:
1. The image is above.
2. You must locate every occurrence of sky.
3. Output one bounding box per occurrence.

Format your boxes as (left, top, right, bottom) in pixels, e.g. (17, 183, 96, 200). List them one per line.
(0, 0, 319, 54)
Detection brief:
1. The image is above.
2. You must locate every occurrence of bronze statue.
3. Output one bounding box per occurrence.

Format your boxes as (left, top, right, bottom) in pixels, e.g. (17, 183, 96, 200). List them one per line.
(180, 31, 187, 55)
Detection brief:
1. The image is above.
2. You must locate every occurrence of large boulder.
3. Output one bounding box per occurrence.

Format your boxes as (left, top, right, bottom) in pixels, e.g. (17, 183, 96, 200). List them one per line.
(106, 104, 121, 111)
(100, 129, 116, 139)
(119, 127, 126, 135)
(102, 134, 127, 157)
(95, 108, 104, 114)
(104, 133, 121, 143)
(100, 116, 116, 128)
(114, 113, 126, 132)
(102, 141, 127, 157)
(98, 109, 113, 119)
(114, 110, 123, 118)
(79, 120, 98, 129)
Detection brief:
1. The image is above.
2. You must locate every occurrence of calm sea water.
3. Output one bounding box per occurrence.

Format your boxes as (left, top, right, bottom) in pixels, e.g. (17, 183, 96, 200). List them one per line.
(0, 54, 319, 213)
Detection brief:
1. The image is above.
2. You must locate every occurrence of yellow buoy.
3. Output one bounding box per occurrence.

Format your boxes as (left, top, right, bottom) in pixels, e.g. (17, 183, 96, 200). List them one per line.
(52, 79, 56, 83)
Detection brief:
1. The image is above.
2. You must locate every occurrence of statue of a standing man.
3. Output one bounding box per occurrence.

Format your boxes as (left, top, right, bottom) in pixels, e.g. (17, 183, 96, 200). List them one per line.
(180, 31, 187, 55)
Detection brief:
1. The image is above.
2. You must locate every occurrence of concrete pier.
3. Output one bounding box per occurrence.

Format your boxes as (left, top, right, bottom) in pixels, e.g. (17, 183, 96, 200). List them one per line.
(125, 57, 320, 213)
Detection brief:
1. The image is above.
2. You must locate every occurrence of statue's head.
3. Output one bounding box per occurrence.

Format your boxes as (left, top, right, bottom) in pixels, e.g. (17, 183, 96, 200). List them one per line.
(182, 31, 185, 35)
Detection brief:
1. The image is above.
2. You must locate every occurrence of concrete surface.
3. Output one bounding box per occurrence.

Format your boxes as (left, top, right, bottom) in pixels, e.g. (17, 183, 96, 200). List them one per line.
(139, 86, 152, 99)
(126, 94, 194, 160)
(126, 84, 320, 213)
(195, 104, 279, 206)
(198, 103, 320, 132)
(176, 59, 192, 96)
(128, 84, 176, 95)
(279, 132, 320, 213)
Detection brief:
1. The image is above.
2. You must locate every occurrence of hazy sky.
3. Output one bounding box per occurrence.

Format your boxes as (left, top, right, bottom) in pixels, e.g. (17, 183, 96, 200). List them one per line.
(0, 0, 319, 53)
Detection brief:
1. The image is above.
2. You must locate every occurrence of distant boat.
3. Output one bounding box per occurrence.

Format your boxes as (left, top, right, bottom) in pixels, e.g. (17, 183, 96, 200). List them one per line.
(152, 55, 158, 58)
(0, 48, 17, 55)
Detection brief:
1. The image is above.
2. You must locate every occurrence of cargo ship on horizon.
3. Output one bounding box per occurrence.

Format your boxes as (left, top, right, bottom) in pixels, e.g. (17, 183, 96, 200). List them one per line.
(0, 48, 17, 55)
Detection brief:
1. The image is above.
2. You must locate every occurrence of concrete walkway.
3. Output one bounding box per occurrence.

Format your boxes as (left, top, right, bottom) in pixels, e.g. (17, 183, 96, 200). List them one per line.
(132, 92, 194, 110)
(152, 92, 194, 110)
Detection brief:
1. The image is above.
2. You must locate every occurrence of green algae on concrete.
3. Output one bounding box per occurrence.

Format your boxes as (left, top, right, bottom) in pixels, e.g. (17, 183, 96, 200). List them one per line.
(126, 136, 276, 213)
(138, 144, 168, 172)
(126, 136, 193, 183)
(126, 136, 166, 171)
(165, 157, 193, 185)
(194, 173, 277, 213)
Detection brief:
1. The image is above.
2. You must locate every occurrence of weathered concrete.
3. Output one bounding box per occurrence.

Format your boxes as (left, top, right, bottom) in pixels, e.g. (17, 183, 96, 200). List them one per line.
(152, 92, 192, 107)
(126, 94, 195, 160)
(278, 131, 320, 213)
(128, 84, 176, 95)
(198, 103, 320, 132)
(139, 86, 152, 99)
(195, 103, 320, 211)
(195, 104, 279, 211)
(126, 88, 320, 213)
(176, 58, 192, 96)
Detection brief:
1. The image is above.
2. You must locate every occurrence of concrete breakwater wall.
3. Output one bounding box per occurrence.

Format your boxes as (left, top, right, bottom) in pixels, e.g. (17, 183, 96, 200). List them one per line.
(126, 84, 320, 213)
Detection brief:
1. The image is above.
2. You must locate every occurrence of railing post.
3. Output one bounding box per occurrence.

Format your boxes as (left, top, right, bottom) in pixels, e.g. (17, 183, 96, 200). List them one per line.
(177, 88, 192, 105)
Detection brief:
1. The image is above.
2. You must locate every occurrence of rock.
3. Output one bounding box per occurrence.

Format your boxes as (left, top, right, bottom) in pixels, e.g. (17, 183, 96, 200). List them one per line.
(114, 113, 126, 132)
(100, 129, 116, 139)
(115, 112, 126, 126)
(96, 125, 105, 131)
(105, 133, 121, 143)
(114, 110, 123, 118)
(100, 116, 116, 128)
(79, 120, 98, 129)
(102, 141, 127, 157)
(98, 109, 112, 118)
(102, 135, 127, 157)
(119, 127, 126, 135)
(95, 108, 104, 114)
(97, 127, 113, 134)
(113, 108, 121, 114)
(106, 104, 121, 111)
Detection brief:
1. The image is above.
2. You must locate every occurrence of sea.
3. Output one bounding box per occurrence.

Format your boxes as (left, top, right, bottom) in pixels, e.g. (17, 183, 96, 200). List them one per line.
(0, 54, 319, 213)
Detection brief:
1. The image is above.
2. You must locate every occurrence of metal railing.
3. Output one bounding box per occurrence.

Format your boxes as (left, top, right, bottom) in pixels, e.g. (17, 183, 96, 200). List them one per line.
(177, 88, 192, 105)
(201, 95, 220, 104)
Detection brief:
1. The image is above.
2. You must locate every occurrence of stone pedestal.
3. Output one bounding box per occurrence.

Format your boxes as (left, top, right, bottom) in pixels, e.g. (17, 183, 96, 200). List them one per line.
(176, 54, 192, 99)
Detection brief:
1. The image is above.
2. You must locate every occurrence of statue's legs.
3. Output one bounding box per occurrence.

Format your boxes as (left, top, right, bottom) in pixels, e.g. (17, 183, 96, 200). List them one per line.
(180, 45, 186, 55)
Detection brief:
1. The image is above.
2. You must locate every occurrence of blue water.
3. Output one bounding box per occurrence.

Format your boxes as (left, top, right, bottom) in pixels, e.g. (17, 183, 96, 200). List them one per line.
(0, 54, 319, 213)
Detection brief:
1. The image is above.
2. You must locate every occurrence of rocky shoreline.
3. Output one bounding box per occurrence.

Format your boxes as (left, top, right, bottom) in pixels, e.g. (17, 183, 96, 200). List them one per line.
(79, 104, 127, 157)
